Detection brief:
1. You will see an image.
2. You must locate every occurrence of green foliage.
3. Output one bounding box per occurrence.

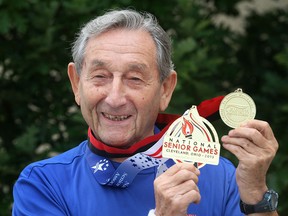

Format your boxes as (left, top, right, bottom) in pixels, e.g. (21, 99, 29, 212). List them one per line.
(226, 9, 288, 213)
(0, 0, 287, 215)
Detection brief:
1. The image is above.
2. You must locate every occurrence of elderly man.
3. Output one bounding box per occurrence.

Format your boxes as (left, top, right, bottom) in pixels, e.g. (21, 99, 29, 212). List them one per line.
(13, 9, 278, 216)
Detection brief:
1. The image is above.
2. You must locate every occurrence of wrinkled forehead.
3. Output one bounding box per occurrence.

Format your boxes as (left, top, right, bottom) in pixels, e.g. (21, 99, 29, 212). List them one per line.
(84, 28, 157, 60)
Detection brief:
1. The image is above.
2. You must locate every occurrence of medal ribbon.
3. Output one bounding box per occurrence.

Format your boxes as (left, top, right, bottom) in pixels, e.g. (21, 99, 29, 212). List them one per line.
(86, 128, 170, 188)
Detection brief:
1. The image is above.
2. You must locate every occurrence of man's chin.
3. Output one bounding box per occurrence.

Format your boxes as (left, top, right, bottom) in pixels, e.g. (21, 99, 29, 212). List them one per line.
(101, 137, 134, 149)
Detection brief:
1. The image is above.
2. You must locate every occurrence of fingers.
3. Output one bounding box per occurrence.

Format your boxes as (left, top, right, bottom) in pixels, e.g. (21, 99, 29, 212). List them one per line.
(222, 128, 265, 155)
(155, 163, 200, 192)
(221, 120, 278, 152)
(163, 162, 200, 178)
(154, 163, 201, 215)
(241, 120, 275, 140)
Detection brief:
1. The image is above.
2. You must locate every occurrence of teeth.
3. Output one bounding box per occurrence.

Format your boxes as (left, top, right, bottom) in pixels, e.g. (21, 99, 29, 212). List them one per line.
(103, 113, 129, 121)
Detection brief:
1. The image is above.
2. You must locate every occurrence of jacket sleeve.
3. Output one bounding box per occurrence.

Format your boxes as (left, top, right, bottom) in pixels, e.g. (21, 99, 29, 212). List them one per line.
(12, 167, 67, 216)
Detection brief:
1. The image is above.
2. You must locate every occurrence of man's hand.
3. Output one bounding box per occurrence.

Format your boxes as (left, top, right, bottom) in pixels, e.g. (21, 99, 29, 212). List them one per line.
(153, 163, 200, 216)
(221, 120, 278, 205)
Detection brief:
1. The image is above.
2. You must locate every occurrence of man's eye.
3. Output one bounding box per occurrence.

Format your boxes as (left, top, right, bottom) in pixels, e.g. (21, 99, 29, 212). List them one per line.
(130, 77, 141, 81)
(126, 76, 145, 88)
(90, 74, 110, 85)
(94, 74, 106, 79)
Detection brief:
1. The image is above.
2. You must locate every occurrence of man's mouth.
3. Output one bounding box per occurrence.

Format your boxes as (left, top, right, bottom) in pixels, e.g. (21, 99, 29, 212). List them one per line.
(102, 113, 131, 121)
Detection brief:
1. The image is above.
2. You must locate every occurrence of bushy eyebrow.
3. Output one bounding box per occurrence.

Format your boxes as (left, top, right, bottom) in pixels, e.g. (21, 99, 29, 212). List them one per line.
(87, 59, 111, 73)
(127, 63, 148, 72)
(90, 59, 106, 68)
(90, 59, 148, 72)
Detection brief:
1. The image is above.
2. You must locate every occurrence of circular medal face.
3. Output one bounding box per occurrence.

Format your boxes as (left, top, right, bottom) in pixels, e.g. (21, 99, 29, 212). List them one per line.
(219, 89, 256, 128)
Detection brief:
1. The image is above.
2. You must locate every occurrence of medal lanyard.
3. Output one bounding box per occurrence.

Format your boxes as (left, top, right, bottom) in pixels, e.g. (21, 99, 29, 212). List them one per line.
(85, 135, 170, 188)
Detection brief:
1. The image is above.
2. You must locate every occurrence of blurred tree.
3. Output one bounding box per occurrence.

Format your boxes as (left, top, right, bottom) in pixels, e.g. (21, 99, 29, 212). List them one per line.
(231, 9, 288, 213)
(0, 0, 287, 215)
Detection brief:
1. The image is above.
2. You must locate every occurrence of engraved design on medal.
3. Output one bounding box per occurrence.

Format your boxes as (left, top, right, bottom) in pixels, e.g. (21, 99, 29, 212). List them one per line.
(162, 106, 221, 167)
(219, 88, 256, 128)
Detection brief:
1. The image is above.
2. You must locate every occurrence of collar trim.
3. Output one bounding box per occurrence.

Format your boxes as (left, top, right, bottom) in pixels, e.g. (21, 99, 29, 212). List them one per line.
(88, 114, 179, 158)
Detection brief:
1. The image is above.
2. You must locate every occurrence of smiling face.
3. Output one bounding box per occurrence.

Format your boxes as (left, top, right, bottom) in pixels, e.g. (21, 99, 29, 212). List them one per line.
(68, 28, 176, 148)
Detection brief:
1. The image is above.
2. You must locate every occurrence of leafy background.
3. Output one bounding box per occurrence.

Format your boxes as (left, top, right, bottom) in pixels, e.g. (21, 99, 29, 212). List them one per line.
(0, 0, 287, 215)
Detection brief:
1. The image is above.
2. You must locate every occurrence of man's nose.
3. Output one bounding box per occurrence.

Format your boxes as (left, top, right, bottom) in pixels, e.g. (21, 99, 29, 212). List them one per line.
(105, 78, 127, 108)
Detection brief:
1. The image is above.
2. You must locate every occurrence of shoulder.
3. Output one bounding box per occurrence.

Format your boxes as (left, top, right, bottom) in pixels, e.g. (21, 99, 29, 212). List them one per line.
(20, 140, 88, 179)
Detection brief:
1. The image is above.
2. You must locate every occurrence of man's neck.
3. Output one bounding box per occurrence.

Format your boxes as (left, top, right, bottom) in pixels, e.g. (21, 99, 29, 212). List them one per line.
(110, 157, 128, 163)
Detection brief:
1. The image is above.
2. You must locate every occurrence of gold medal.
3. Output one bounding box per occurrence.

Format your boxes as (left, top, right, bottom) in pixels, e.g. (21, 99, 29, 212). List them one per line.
(162, 106, 221, 168)
(219, 88, 256, 128)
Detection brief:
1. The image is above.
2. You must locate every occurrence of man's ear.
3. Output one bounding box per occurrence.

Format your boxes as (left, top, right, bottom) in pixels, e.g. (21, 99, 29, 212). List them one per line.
(67, 62, 81, 105)
(159, 70, 177, 112)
